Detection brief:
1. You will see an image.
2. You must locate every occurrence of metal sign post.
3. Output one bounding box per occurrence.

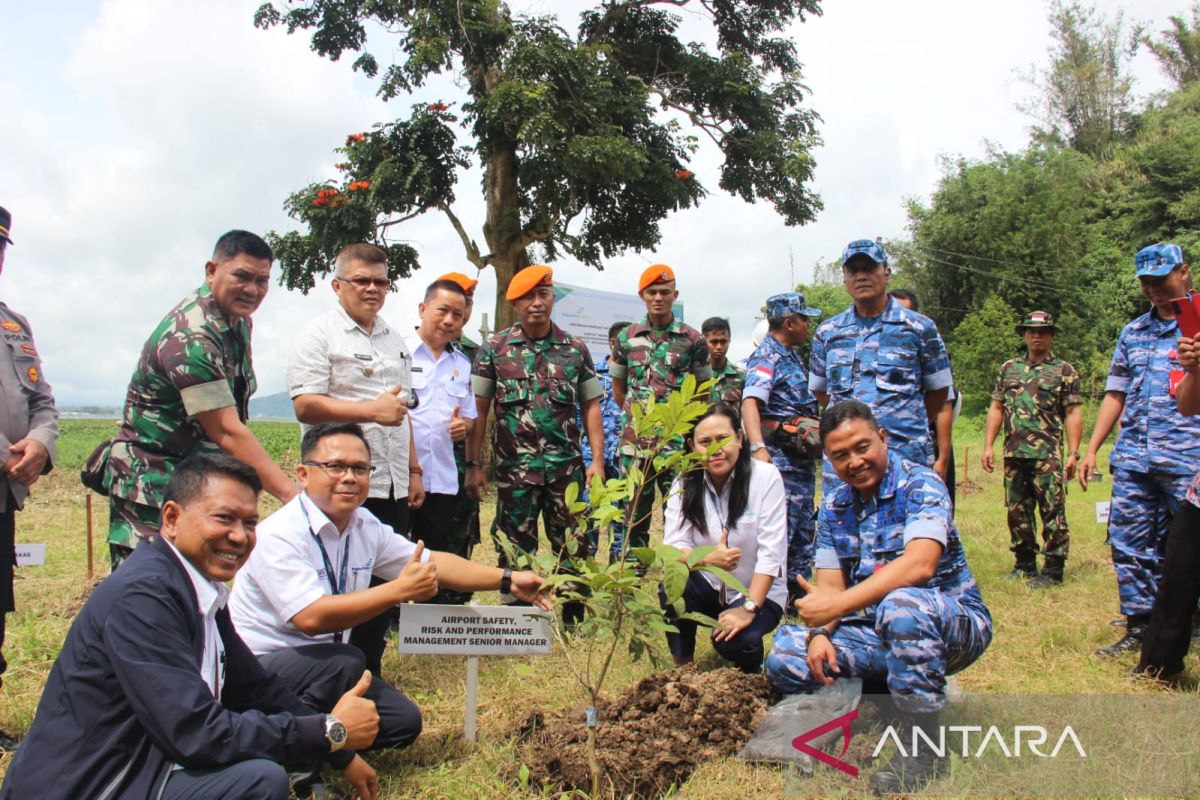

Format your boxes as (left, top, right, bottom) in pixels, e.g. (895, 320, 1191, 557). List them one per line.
(397, 604, 553, 742)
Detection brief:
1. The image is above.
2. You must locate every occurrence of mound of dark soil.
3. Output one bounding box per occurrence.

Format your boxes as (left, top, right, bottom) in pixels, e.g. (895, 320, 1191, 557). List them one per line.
(520, 665, 778, 798)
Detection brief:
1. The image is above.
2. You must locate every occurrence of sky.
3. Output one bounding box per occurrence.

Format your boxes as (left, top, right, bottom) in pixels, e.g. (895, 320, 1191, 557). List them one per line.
(0, 0, 1183, 405)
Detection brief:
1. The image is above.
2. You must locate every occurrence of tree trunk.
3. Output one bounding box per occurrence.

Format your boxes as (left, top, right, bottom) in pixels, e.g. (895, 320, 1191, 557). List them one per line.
(482, 140, 527, 332)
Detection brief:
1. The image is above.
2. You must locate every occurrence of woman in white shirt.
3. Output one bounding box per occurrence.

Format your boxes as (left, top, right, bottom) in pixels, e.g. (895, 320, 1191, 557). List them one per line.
(662, 404, 788, 673)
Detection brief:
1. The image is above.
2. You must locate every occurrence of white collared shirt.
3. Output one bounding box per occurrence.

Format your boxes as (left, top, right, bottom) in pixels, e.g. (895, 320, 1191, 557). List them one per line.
(663, 459, 788, 609)
(286, 305, 413, 498)
(229, 493, 431, 656)
(162, 538, 229, 700)
(405, 333, 477, 495)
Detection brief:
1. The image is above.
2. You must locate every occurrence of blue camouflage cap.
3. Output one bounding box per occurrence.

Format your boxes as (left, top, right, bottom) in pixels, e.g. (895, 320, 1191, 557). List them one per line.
(841, 238, 888, 266)
(766, 291, 822, 319)
(1134, 243, 1185, 278)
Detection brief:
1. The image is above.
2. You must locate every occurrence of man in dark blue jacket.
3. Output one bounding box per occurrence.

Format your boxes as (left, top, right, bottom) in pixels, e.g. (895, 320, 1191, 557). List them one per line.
(0, 453, 380, 800)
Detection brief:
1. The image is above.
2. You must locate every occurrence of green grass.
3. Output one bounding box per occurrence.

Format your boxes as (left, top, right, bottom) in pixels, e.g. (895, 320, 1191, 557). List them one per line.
(0, 420, 1196, 798)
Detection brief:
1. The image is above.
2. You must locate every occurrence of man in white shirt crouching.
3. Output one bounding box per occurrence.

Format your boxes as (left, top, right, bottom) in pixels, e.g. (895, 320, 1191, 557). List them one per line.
(229, 421, 550, 760)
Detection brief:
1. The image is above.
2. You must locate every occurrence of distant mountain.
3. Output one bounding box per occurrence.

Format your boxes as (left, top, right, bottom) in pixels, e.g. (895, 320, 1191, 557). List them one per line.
(250, 391, 297, 421)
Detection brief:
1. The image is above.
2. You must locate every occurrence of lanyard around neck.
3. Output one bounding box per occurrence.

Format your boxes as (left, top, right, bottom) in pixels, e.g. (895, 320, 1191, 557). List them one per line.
(300, 500, 351, 642)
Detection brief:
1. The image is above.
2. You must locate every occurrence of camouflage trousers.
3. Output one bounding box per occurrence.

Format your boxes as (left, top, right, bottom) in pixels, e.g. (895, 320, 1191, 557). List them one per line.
(764, 588, 993, 714)
(772, 450, 817, 586)
(108, 496, 160, 569)
(1004, 457, 1069, 558)
(493, 468, 592, 569)
(1108, 468, 1190, 617)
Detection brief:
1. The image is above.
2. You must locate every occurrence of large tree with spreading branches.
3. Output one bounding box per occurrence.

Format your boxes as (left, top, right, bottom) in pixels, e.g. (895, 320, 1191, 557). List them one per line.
(255, 0, 823, 327)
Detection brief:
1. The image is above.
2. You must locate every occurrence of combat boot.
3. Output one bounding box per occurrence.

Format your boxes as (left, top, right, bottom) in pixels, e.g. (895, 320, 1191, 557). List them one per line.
(1027, 556, 1065, 588)
(1007, 551, 1037, 580)
(869, 711, 946, 795)
(1096, 616, 1148, 657)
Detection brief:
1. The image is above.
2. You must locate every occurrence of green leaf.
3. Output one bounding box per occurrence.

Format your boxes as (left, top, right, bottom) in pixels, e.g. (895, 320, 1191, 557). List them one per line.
(697, 565, 749, 597)
(518, 764, 530, 788)
(678, 610, 719, 628)
(663, 560, 689, 602)
(686, 545, 716, 568)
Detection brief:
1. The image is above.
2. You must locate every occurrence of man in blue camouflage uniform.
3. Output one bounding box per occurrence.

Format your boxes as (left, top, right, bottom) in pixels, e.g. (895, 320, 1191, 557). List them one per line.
(809, 240, 953, 492)
(1080, 243, 1200, 656)
(741, 292, 822, 593)
(576, 321, 629, 560)
(765, 401, 992, 794)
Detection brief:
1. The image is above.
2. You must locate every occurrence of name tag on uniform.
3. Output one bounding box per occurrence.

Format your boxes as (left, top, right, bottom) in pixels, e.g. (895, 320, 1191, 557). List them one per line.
(1170, 370, 1186, 397)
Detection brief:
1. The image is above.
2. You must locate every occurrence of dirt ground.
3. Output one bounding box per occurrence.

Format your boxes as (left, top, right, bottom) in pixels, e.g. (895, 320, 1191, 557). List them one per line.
(520, 665, 778, 797)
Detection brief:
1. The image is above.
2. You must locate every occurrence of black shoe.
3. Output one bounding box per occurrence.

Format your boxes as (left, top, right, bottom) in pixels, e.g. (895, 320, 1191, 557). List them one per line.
(289, 772, 349, 800)
(0, 730, 18, 753)
(869, 713, 946, 794)
(1007, 553, 1037, 579)
(1096, 626, 1146, 657)
(1027, 556, 1065, 588)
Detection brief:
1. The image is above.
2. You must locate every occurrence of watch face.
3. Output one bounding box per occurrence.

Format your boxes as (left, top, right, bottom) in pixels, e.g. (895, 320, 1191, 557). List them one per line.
(329, 718, 348, 744)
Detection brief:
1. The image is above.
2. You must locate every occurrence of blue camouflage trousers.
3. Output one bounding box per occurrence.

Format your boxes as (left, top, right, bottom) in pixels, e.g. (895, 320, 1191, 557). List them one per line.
(1107, 468, 1191, 617)
(764, 587, 993, 713)
(777, 461, 817, 587)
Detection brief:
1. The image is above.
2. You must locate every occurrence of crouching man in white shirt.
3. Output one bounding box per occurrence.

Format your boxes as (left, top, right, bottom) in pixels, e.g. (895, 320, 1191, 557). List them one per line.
(229, 421, 550, 761)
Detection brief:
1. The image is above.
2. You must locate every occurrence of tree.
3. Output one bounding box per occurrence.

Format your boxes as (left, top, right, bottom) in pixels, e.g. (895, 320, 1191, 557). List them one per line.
(1143, 3, 1200, 89)
(946, 296, 1022, 396)
(1019, 0, 1139, 158)
(255, 1, 823, 327)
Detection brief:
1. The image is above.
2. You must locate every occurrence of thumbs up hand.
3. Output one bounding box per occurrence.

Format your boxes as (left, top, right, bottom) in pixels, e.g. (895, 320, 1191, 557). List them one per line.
(392, 541, 438, 601)
(372, 384, 408, 426)
(703, 528, 740, 571)
(792, 575, 843, 628)
(330, 670, 380, 750)
(448, 404, 468, 442)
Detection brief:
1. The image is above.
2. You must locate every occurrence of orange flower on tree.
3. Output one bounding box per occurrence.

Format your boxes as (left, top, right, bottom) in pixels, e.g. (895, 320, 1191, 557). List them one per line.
(674, 169, 693, 179)
(428, 103, 449, 112)
(346, 132, 366, 144)
(312, 187, 339, 207)
(348, 180, 370, 192)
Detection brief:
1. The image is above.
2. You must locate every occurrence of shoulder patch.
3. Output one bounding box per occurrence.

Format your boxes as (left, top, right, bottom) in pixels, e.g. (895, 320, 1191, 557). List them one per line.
(0, 321, 21, 333)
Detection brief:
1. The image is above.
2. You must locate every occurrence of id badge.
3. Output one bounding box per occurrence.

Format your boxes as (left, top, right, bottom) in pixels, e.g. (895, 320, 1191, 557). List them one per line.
(1169, 370, 1186, 397)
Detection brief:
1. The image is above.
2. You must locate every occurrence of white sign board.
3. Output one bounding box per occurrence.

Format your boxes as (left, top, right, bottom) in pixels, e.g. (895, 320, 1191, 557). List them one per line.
(1095, 501, 1111, 524)
(552, 282, 682, 365)
(15, 543, 46, 566)
(397, 604, 553, 656)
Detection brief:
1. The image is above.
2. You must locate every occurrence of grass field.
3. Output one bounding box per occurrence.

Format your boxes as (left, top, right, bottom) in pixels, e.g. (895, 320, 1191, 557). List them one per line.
(0, 418, 1196, 798)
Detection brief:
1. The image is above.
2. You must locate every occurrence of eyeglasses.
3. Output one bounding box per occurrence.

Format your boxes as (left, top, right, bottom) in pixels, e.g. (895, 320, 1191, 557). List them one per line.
(302, 461, 377, 479)
(336, 276, 390, 290)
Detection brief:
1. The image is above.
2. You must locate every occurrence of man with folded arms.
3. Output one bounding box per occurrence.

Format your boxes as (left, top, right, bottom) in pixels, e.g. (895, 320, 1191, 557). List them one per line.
(229, 422, 549, 758)
(0, 453, 381, 800)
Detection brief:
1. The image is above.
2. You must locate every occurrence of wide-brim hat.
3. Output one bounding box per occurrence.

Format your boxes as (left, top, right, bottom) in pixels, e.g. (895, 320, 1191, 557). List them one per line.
(0, 206, 12, 245)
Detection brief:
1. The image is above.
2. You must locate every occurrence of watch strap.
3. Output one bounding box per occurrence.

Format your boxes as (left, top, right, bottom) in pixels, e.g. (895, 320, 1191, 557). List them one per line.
(500, 567, 513, 595)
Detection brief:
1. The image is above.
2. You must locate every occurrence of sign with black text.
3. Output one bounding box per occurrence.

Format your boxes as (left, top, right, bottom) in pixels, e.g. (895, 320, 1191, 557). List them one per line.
(15, 543, 46, 566)
(397, 604, 553, 656)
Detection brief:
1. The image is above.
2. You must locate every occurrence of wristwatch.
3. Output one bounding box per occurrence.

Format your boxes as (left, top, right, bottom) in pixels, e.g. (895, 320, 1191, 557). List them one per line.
(500, 568, 513, 595)
(465, 460, 482, 468)
(749, 442, 767, 454)
(741, 598, 759, 613)
(409, 465, 424, 476)
(806, 627, 831, 646)
(324, 714, 348, 752)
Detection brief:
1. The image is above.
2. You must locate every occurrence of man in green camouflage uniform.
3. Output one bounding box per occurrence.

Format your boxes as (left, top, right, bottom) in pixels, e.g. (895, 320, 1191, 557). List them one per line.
(102, 231, 297, 569)
(611, 265, 711, 554)
(702, 316, 745, 406)
(982, 311, 1083, 587)
(466, 266, 604, 619)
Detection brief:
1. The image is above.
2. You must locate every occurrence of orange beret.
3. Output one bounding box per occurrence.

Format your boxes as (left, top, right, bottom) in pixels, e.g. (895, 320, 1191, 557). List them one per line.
(506, 265, 554, 301)
(437, 271, 478, 294)
(639, 264, 675, 292)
